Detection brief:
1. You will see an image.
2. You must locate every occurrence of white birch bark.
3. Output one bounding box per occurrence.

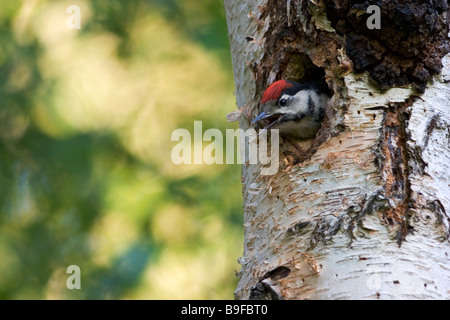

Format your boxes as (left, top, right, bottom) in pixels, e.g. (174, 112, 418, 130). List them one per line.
(224, 0, 450, 300)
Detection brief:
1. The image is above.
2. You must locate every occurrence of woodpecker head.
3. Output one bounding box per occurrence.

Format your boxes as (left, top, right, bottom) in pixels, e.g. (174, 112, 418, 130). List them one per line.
(252, 80, 330, 139)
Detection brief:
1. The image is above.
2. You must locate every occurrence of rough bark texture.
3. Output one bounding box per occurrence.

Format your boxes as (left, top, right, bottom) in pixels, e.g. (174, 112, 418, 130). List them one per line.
(224, 0, 450, 300)
(331, 0, 450, 93)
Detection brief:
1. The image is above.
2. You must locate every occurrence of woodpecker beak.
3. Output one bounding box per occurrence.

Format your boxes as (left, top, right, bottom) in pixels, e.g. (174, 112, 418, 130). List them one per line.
(251, 112, 273, 125)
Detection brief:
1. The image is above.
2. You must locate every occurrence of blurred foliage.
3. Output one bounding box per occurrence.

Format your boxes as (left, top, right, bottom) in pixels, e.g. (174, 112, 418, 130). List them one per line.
(0, 0, 243, 299)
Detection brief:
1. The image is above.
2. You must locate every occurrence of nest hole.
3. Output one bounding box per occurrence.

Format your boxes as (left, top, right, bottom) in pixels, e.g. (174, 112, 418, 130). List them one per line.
(281, 53, 327, 85)
(278, 53, 333, 165)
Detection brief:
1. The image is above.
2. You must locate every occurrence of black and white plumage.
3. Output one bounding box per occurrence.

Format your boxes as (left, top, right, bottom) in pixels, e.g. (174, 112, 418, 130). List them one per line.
(252, 80, 331, 139)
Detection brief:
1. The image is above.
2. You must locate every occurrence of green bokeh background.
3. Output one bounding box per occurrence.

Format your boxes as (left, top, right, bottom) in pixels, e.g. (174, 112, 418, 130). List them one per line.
(0, 0, 243, 299)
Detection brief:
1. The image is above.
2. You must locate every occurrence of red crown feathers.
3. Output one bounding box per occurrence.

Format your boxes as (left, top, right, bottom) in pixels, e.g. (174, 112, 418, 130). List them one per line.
(259, 80, 294, 105)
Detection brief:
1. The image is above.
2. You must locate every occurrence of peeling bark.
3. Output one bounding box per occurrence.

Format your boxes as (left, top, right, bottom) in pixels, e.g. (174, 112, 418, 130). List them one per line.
(224, 0, 450, 300)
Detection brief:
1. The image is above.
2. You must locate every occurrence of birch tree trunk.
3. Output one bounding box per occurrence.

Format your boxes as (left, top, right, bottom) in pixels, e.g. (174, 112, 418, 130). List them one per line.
(224, 0, 450, 300)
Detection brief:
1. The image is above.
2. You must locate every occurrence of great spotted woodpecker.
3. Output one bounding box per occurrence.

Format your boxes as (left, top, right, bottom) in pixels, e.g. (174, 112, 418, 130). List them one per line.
(252, 80, 331, 139)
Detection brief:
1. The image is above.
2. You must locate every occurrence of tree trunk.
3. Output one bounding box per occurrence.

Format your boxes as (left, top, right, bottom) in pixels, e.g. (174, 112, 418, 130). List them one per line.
(224, 0, 450, 300)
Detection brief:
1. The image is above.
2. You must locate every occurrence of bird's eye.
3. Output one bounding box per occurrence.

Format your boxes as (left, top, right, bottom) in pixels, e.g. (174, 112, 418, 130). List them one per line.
(279, 99, 287, 107)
